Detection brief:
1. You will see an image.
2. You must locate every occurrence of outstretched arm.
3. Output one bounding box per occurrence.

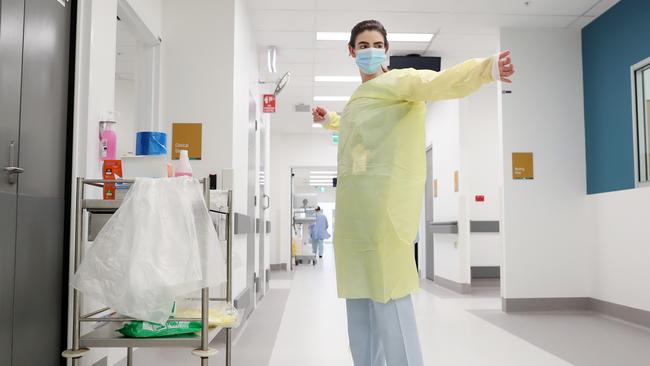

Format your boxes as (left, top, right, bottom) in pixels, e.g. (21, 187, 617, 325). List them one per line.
(400, 51, 514, 102)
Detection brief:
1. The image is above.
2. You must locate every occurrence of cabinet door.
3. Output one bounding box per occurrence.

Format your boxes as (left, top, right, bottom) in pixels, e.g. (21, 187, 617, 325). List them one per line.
(0, 0, 25, 365)
(11, 0, 71, 365)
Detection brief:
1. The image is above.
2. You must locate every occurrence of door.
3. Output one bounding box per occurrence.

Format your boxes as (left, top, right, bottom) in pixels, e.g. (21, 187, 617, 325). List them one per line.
(246, 92, 257, 317)
(425, 147, 435, 281)
(1, 0, 72, 365)
(0, 1, 25, 364)
(257, 118, 268, 301)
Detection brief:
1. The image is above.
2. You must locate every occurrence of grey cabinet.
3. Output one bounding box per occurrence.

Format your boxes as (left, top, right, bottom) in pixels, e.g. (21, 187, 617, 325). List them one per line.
(0, 0, 72, 365)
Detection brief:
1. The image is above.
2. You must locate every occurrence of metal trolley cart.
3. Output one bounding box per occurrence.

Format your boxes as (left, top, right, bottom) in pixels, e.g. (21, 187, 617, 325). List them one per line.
(292, 211, 317, 266)
(62, 178, 235, 366)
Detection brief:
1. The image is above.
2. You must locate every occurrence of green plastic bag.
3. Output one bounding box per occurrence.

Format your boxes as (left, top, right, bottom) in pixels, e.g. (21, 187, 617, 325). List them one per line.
(117, 320, 202, 338)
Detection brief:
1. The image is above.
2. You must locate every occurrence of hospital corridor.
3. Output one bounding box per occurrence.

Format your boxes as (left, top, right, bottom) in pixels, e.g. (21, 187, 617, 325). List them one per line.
(2, 0, 650, 365)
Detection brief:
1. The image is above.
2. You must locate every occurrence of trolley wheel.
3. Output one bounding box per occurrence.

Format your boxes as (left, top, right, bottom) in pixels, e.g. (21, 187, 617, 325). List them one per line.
(312, 259, 317, 265)
(295, 259, 299, 266)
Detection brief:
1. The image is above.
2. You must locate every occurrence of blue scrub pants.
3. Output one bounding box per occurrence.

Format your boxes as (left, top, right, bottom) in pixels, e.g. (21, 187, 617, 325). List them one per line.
(312, 239, 324, 256)
(346, 295, 424, 366)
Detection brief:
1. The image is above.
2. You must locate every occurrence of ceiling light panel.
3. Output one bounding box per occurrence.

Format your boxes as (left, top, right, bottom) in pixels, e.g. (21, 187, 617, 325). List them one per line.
(315, 76, 361, 82)
(317, 32, 433, 42)
(314, 96, 350, 102)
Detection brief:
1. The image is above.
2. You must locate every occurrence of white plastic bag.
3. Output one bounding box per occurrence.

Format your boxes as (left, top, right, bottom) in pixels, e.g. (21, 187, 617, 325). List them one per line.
(72, 177, 226, 325)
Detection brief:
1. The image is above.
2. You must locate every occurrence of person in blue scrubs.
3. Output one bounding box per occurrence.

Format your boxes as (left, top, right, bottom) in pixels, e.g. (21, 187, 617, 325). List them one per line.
(309, 206, 330, 258)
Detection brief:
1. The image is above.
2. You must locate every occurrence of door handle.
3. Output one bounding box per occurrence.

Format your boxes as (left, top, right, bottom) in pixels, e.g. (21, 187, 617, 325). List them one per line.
(3, 167, 24, 174)
(263, 194, 270, 210)
(5, 140, 23, 185)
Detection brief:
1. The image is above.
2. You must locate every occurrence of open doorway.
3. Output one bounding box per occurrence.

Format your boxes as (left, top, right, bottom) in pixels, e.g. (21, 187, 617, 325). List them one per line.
(290, 166, 336, 268)
(114, 0, 161, 157)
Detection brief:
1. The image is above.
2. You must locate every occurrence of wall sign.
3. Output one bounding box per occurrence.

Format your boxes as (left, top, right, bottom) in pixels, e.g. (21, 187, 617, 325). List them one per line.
(263, 94, 276, 113)
(512, 152, 534, 179)
(454, 171, 459, 192)
(172, 123, 202, 160)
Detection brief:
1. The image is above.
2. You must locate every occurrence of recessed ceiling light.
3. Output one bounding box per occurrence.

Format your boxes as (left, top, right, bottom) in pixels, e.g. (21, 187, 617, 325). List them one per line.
(267, 46, 277, 73)
(312, 123, 323, 128)
(388, 33, 434, 42)
(314, 76, 361, 82)
(317, 32, 433, 43)
(316, 32, 349, 41)
(314, 96, 350, 102)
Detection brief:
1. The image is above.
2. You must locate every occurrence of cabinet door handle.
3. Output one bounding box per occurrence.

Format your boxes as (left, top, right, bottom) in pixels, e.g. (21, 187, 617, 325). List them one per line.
(4, 140, 23, 184)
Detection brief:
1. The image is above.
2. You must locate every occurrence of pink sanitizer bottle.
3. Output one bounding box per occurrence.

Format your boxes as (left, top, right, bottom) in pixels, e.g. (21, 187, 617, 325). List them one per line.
(175, 150, 193, 177)
(99, 119, 117, 161)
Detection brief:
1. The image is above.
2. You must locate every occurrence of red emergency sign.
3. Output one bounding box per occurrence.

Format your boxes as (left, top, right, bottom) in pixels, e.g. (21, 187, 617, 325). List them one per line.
(263, 94, 276, 113)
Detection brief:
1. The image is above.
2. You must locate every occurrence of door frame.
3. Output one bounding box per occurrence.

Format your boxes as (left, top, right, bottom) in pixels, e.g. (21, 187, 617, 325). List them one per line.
(425, 145, 435, 281)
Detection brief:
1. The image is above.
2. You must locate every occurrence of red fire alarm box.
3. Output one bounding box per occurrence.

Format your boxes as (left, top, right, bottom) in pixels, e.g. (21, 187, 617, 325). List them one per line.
(263, 94, 276, 113)
(475, 195, 485, 202)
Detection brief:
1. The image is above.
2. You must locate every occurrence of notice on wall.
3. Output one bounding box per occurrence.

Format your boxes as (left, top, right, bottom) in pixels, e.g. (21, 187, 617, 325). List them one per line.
(454, 171, 459, 192)
(263, 94, 276, 113)
(512, 152, 534, 179)
(172, 123, 202, 160)
(433, 179, 438, 198)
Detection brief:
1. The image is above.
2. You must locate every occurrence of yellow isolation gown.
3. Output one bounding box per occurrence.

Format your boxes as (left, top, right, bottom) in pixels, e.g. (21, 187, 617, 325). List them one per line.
(325, 56, 497, 302)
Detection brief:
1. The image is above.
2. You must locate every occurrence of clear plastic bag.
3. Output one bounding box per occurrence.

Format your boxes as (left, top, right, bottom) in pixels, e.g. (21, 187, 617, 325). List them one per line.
(72, 177, 226, 325)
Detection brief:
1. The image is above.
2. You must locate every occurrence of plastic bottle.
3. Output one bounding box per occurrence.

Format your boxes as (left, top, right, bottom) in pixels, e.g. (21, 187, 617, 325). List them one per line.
(175, 150, 193, 177)
(99, 120, 117, 161)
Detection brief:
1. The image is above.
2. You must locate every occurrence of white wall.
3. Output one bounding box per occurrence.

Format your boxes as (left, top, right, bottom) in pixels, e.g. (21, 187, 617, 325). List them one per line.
(500, 28, 593, 300)
(161, 0, 234, 179)
(161, 0, 259, 299)
(125, 0, 162, 39)
(590, 188, 650, 311)
(269, 133, 338, 266)
(232, 0, 262, 297)
(70, 1, 123, 364)
(424, 59, 501, 284)
(426, 100, 463, 282)
(114, 79, 136, 156)
(459, 84, 503, 268)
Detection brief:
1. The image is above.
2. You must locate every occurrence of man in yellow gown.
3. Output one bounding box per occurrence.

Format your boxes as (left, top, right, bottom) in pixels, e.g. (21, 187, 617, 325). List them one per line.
(312, 20, 514, 366)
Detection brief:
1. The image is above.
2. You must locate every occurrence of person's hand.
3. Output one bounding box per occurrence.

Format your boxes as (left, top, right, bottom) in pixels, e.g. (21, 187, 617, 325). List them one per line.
(312, 106, 328, 124)
(498, 50, 515, 83)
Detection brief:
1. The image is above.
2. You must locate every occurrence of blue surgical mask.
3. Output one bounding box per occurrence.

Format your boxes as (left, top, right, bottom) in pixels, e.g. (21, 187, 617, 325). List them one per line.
(355, 48, 386, 74)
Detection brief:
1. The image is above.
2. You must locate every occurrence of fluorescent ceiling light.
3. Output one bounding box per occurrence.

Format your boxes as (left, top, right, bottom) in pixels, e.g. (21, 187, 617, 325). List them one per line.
(312, 123, 323, 128)
(267, 46, 277, 73)
(388, 33, 433, 42)
(311, 171, 336, 174)
(310, 183, 333, 186)
(314, 96, 350, 102)
(315, 76, 361, 82)
(317, 32, 433, 43)
(316, 32, 348, 41)
(310, 176, 336, 179)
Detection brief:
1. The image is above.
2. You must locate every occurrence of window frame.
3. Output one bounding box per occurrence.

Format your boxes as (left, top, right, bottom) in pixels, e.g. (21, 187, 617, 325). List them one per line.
(631, 56, 650, 188)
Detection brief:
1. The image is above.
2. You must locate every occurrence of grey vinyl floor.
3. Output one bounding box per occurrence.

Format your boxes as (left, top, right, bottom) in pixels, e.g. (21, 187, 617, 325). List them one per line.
(471, 309, 650, 366)
(117, 254, 650, 366)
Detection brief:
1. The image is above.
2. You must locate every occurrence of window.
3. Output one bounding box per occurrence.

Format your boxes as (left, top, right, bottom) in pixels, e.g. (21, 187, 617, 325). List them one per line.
(633, 58, 650, 183)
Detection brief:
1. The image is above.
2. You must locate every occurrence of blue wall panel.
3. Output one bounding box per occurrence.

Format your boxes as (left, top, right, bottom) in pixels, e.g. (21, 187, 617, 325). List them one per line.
(583, 0, 650, 194)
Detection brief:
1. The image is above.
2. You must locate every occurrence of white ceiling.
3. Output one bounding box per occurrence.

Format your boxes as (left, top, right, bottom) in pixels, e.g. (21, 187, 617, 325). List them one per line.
(116, 19, 137, 81)
(292, 166, 338, 195)
(249, 0, 620, 135)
